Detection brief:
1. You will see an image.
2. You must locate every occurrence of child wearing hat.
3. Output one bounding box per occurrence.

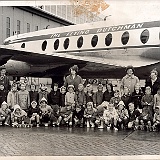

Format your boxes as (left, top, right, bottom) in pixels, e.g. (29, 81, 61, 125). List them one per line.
(0, 101, 11, 126)
(59, 86, 66, 108)
(0, 84, 8, 106)
(28, 101, 40, 127)
(38, 84, 49, 104)
(117, 101, 129, 130)
(93, 84, 104, 108)
(153, 106, 160, 131)
(103, 102, 118, 130)
(39, 97, 53, 127)
(11, 104, 27, 126)
(65, 85, 75, 109)
(85, 84, 94, 104)
(84, 102, 96, 128)
(110, 90, 121, 109)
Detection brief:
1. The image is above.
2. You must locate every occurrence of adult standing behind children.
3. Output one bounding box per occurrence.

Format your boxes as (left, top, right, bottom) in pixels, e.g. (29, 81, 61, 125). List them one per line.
(0, 66, 11, 92)
(121, 65, 139, 94)
(64, 65, 83, 92)
(145, 68, 160, 95)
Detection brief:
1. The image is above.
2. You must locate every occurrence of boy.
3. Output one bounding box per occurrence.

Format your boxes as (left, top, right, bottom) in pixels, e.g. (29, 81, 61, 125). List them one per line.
(117, 101, 129, 130)
(59, 86, 66, 108)
(0, 84, 8, 106)
(11, 104, 27, 127)
(0, 101, 11, 126)
(84, 102, 96, 128)
(17, 83, 30, 112)
(75, 83, 86, 109)
(7, 83, 18, 111)
(28, 101, 40, 127)
(93, 84, 104, 108)
(103, 102, 118, 130)
(85, 84, 94, 104)
(128, 102, 140, 130)
(153, 106, 160, 131)
(29, 84, 39, 104)
(39, 97, 53, 127)
(38, 84, 49, 104)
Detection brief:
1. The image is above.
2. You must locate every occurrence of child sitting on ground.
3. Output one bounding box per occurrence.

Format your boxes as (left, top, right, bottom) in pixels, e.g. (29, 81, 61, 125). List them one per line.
(110, 90, 121, 109)
(11, 104, 27, 127)
(84, 102, 96, 128)
(28, 101, 40, 127)
(72, 105, 84, 127)
(58, 104, 73, 127)
(0, 101, 11, 126)
(128, 102, 140, 130)
(153, 106, 160, 131)
(117, 101, 129, 130)
(103, 102, 118, 130)
(138, 107, 152, 131)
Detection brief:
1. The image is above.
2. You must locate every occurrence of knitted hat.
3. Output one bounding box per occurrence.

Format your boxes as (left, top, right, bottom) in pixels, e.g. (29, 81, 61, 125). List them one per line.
(118, 101, 125, 106)
(1, 101, 8, 106)
(68, 85, 74, 90)
(40, 97, 48, 104)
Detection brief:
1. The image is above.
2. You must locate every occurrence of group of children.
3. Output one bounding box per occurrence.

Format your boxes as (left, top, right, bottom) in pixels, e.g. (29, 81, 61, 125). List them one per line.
(0, 80, 160, 132)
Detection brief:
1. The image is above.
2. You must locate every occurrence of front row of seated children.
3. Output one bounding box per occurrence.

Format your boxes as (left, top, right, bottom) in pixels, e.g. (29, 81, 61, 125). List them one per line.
(0, 97, 160, 131)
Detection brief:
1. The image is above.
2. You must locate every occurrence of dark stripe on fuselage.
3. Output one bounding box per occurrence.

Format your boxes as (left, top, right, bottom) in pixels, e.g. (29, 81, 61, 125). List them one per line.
(7, 20, 160, 45)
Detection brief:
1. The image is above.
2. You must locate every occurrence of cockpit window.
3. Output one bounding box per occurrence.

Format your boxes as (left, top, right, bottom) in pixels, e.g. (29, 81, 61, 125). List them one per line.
(42, 40, 47, 51)
(54, 39, 59, 50)
(64, 38, 69, 50)
(121, 31, 129, 45)
(77, 36, 83, 48)
(140, 29, 149, 44)
(91, 35, 98, 47)
(105, 33, 112, 46)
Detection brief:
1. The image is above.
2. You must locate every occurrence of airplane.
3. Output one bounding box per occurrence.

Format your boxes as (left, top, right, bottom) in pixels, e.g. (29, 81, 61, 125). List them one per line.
(0, 19, 160, 85)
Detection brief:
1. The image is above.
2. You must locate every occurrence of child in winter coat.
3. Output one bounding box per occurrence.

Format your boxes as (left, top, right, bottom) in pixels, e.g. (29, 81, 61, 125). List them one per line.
(59, 86, 66, 108)
(110, 90, 121, 109)
(153, 106, 160, 131)
(0, 84, 8, 106)
(0, 101, 11, 126)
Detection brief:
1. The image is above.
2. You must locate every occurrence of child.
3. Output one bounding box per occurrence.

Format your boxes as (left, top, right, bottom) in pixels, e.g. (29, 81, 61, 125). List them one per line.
(153, 106, 160, 131)
(39, 97, 53, 127)
(103, 83, 114, 102)
(84, 102, 96, 128)
(117, 101, 129, 130)
(11, 104, 27, 126)
(138, 107, 152, 131)
(58, 104, 73, 127)
(65, 85, 75, 109)
(50, 104, 60, 127)
(0, 101, 11, 126)
(85, 84, 94, 104)
(59, 86, 66, 108)
(29, 84, 39, 104)
(0, 84, 8, 106)
(28, 101, 40, 127)
(121, 86, 131, 110)
(38, 84, 49, 104)
(110, 90, 121, 109)
(128, 102, 140, 129)
(93, 84, 104, 108)
(103, 102, 118, 130)
(17, 83, 30, 112)
(72, 105, 84, 127)
(131, 83, 144, 111)
(7, 83, 18, 111)
(75, 83, 86, 109)
(154, 88, 160, 110)
(141, 86, 154, 116)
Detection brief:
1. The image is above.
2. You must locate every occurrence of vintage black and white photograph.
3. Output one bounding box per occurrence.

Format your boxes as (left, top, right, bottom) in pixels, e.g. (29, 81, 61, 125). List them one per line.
(0, 0, 160, 158)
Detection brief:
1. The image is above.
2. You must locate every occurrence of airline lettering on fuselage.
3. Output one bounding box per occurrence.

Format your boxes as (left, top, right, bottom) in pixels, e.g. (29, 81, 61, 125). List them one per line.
(51, 23, 144, 38)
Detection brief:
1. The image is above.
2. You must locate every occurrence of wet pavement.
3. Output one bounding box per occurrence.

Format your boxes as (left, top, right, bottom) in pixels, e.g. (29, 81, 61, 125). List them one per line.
(0, 126, 159, 156)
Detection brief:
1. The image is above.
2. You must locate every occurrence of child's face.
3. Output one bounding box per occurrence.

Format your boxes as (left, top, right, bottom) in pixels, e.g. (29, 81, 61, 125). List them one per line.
(135, 85, 140, 91)
(1, 104, 7, 110)
(68, 88, 74, 93)
(61, 88, 66, 94)
(98, 86, 103, 91)
(0, 85, 4, 90)
(87, 85, 92, 92)
(108, 104, 114, 111)
(124, 87, 129, 94)
(54, 86, 58, 91)
(127, 69, 133, 76)
(21, 84, 26, 91)
(31, 85, 36, 91)
(66, 105, 71, 111)
(129, 103, 134, 112)
(155, 108, 159, 114)
(12, 86, 17, 91)
(15, 108, 21, 114)
(106, 84, 111, 91)
(31, 103, 37, 108)
(0, 69, 6, 76)
(145, 88, 151, 95)
(87, 102, 93, 110)
(118, 104, 124, 110)
(70, 69, 76, 75)
(114, 92, 119, 97)
(41, 101, 47, 107)
(78, 85, 83, 91)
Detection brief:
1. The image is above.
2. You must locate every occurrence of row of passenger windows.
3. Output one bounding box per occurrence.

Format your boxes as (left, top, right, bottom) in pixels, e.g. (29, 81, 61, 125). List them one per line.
(20, 29, 150, 51)
(53, 29, 150, 50)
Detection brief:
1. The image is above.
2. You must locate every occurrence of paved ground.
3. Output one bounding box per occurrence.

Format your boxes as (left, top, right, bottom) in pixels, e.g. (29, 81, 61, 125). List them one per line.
(0, 126, 160, 156)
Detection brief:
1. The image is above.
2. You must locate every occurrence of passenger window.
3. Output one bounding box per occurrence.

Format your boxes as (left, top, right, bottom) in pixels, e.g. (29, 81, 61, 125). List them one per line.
(121, 31, 129, 45)
(54, 39, 59, 50)
(91, 35, 98, 47)
(140, 29, 149, 44)
(77, 36, 83, 48)
(64, 38, 69, 50)
(105, 33, 112, 46)
(21, 43, 25, 48)
(42, 40, 47, 51)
